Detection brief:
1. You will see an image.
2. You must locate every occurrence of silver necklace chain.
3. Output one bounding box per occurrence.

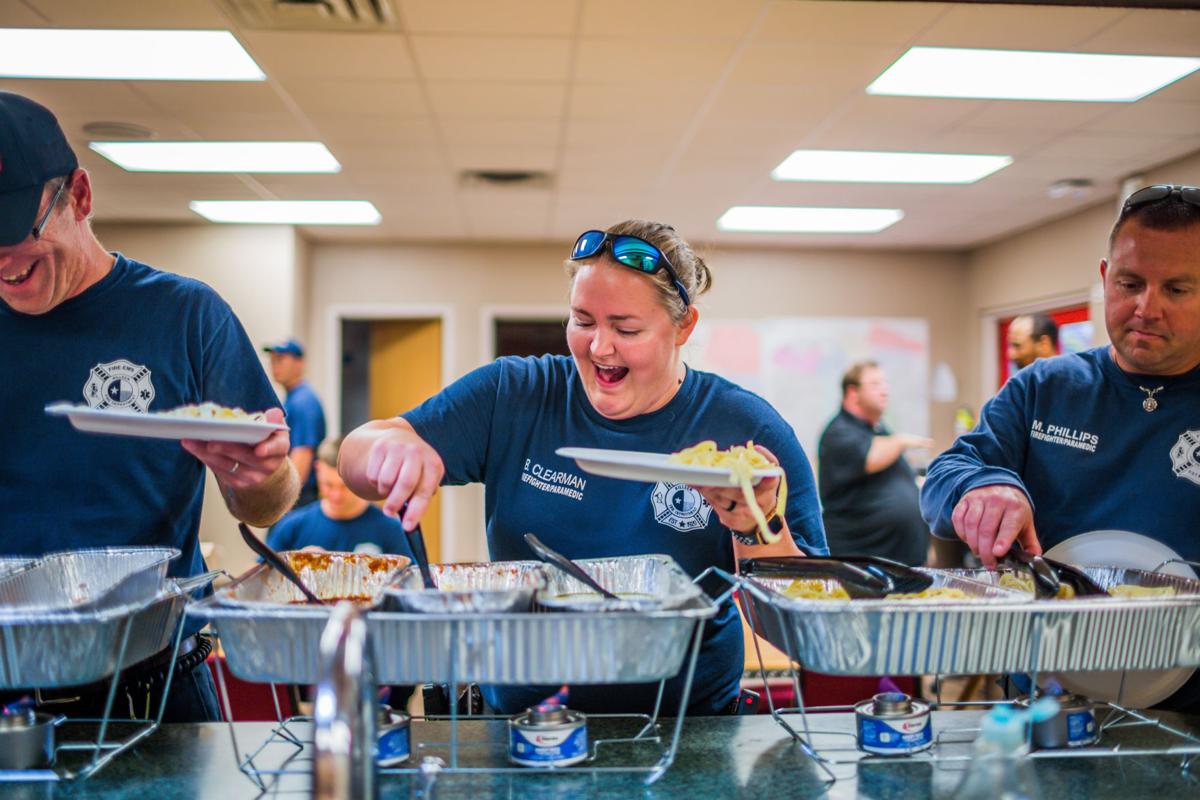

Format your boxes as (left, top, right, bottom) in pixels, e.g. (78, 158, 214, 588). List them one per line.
(1139, 385, 1164, 413)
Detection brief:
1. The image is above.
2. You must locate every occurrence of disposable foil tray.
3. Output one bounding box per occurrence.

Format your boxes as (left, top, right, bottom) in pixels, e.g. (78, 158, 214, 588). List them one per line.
(740, 568, 1032, 675)
(0, 585, 191, 690)
(536, 554, 705, 612)
(382, 561, 546, 614)
(191, 554, 717, 686)
(215, 551, 410, 607)
(0, 558, 32, 580)
(948, 567, 1200, 672)
(0, 547, 178, 612)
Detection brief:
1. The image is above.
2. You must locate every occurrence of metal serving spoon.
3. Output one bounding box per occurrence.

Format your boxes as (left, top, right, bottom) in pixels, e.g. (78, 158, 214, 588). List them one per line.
(523, 533, 620, 601)
(239, 522, 324, 605)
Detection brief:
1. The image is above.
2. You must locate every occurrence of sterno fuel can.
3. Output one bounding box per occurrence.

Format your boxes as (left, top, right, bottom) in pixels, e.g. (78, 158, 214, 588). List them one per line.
(508, 705, 588, 768)
(854, 692, 933, 756)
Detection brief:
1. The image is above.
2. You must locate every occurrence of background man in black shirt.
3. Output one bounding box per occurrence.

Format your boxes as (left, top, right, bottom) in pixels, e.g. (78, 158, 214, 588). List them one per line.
(817, 361, 934, 565)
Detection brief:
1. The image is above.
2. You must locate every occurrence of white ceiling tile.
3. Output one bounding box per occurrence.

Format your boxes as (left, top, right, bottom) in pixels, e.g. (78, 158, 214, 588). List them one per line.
(567, 81, 710, 120)
(309, 115, 438, 147)
(914, 4, 1127, 50)
(1078, 9, 1200, 56)
(810, 96, 988, 147)
(702, 84, 845, 130)
(333, 142, 446, 171)
(754, 1, 946, 45)
(440, 119, 561, 148)
(0, 3, 51, 25)
(427, 82, 565, 118)
(0, 79, 155, 116)
(130, 82, 290, 116)
(727, 43, 904, 95)
(282, 79, 427, 117)
(1086, 100, 1200, 137)
(574, 40, 737, 84)
(400, 0, 576, 36)
(580, 0, 761, 40)
(961, 101, 1117, 133)
(171, 111, 312, 140)
(447, 143, 556, 171)
(240, 31, 415, 80)
(411, 36, 571, 81)
(24, 0, 227, 27)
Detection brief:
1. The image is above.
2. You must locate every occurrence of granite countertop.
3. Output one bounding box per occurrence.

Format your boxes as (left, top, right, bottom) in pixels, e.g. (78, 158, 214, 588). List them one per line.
(8, 709, 1200, 799)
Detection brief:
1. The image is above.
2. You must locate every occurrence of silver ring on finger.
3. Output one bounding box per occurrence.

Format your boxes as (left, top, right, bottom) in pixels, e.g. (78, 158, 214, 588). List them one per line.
(231, 461, 240, 475)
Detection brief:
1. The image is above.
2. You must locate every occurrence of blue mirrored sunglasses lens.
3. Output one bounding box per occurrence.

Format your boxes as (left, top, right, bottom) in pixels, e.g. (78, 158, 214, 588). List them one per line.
(611, 236, 660, 273)
(572, 231, 607, 259)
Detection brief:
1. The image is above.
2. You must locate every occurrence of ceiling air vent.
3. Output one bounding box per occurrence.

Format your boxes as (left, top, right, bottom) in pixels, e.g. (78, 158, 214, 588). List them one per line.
(217, 0, 399, 31)
(459, 170, 554, 190)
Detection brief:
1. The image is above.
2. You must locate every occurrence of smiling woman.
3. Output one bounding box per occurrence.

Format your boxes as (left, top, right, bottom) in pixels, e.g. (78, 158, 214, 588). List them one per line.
(338, 219, 826, 719)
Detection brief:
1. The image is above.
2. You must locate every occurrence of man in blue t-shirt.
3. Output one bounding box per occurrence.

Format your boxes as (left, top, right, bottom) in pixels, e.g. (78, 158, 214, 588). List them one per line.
(264, 337, 327, 507)
(268, 438, 414, 559)
(921, 184, 1200, 710)
(0, 91, 300, 722)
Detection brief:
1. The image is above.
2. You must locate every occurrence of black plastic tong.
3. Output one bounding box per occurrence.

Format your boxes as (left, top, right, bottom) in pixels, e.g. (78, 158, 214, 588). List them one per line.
(1003, 543, 1107, 598)
(739, 556, 932, 599)
(399, 503, 437, 590)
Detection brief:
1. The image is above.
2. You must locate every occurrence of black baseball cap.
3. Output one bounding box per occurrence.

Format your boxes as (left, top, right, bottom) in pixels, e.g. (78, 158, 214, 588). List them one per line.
(0, 91, 78, 247)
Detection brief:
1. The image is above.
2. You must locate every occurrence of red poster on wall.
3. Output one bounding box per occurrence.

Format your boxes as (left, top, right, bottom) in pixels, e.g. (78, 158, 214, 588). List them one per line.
(997, 304, 1091, 388)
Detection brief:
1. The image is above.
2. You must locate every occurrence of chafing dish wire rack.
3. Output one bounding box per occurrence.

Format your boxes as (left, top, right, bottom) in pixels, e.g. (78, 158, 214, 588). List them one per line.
(198, 566, 730, 789)
(0, 570, 218, 783)
(713, 566, 1200, 787)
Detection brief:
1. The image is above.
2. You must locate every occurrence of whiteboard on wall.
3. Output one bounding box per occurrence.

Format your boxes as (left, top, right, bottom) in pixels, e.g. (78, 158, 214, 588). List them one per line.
(683, 317, 929, 465)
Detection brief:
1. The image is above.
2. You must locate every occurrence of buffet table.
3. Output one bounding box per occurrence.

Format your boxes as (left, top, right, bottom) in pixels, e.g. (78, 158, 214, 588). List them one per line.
(23, 710, 1200, 799)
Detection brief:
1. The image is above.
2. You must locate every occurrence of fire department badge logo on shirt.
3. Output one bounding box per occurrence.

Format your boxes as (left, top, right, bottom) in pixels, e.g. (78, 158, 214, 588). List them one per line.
(83, 359, 155, 413)
(1170, 430, 1200, 487)
(651, 482, 713, 532)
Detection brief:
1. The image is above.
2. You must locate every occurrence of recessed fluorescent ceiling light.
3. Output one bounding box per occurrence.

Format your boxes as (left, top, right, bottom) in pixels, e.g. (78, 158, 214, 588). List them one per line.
(90, 142, 340, 173)
(0, 29, 264, 81)
(718, 206, 903, 234)
(772, 149, 1011, 184)
(868, 46, 1200, 102)
(189, 201, 381, 226)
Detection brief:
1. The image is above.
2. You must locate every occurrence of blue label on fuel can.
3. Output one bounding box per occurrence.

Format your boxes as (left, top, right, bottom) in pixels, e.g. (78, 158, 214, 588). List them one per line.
(377, 722, 410, 766)
(509, 722, 588, 767)
(1065, 709, 1098, 746)
(858, 714, 932, 755)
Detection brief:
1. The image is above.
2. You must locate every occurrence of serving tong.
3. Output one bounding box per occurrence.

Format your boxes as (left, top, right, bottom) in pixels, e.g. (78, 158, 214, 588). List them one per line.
(523, 533, 620, 600)
(1002, 543, 1107, 598)
(238, 522, 324, 605)
(739, 555, 934, 599)
(399, 503, 437, 590)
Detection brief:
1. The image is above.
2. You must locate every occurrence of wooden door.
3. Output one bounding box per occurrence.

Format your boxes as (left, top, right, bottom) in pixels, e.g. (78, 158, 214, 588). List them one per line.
(368, 318, 443, 560)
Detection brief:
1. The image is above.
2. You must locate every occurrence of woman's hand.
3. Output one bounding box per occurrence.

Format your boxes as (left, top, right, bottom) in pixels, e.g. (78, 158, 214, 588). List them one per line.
(696, 444, 781, 535)
(338, 418, 444, 531)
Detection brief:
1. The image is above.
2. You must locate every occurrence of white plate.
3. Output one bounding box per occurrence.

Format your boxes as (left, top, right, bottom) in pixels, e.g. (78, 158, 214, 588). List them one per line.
(1046, 530, 1197, 708)
(555, 446, 782, 488)
(45, 402, 286, 445)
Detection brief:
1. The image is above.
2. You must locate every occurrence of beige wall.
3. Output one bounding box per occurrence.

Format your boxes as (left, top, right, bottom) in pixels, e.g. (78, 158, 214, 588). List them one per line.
(307, 242, 970, 560)
(92, 222, 302, 576)
(962, 149, 1200, 412)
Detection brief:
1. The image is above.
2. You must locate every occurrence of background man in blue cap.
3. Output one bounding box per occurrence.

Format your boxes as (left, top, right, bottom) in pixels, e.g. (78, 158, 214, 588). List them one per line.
(0, 90, 300, 721)
(264, 337, 327, 507)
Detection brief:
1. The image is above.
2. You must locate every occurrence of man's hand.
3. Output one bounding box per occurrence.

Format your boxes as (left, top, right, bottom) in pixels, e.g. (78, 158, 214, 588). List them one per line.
(950, 484, 1041, 567)
(182, 408, 291, 489)
(182, 408, 299, 526)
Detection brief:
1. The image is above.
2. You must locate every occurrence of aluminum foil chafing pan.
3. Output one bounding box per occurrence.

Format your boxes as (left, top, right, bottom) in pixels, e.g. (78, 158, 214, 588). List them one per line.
(382, 561, 546, 614)
(0, 547, 179, 612)
(215, 551, 410, 607)
(191, 556, 717, 686)
(946, 567, 1200, 672)
(535, 554, 704, 613)
(0, 558, 33, 580)
(740, 568, 1033, 675)
(0, 581, 197, 690)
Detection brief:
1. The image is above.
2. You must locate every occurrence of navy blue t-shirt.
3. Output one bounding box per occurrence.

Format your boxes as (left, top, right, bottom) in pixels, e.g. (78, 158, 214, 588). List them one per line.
(403, 355, 826, 715)
(267, 502, 414, 559)
(0, 254, 280, 583)
(922, 347, 1200, 559)
(284, 380, 326, 499)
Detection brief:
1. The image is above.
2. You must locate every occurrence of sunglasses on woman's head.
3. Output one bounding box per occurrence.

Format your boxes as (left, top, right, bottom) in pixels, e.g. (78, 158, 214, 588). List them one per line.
(1122, 184, 1200, 212)
(571, 230, 690, 307)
